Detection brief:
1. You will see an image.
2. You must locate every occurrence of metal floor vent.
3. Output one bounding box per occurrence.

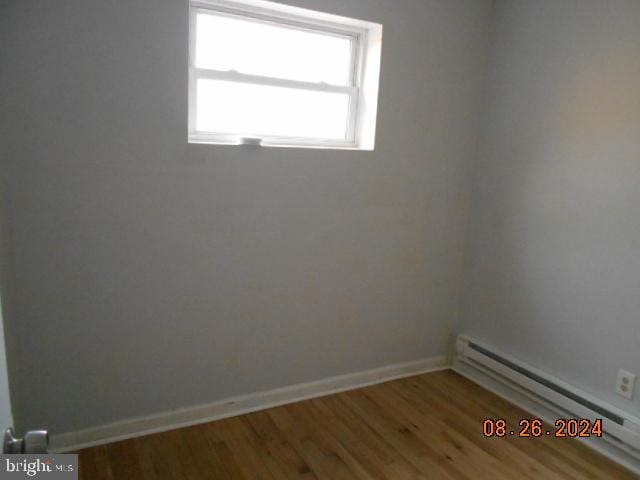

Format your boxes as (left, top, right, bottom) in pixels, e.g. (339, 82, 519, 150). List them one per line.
(456, 334, 640, 460)
(3, 428, 49, 454)
(467, 341, 625, 425)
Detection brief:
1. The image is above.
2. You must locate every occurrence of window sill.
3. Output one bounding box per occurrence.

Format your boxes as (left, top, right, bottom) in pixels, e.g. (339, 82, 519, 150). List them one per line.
(187, 135, 373, 151)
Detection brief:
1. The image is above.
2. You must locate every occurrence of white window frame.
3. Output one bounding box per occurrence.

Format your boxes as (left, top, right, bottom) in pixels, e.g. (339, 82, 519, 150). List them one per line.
(188, 0, 382, 150)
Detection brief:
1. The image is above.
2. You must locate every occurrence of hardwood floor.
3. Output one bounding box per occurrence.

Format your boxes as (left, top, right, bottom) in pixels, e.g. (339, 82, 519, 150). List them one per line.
(78, 370, 639, 479)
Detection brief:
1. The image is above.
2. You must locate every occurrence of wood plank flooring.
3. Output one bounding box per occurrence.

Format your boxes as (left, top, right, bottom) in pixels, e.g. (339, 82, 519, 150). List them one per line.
(78, 369, 639, 479)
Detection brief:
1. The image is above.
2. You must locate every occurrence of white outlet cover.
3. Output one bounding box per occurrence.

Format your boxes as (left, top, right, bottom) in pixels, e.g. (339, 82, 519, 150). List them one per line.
(616, 369, 636, 400)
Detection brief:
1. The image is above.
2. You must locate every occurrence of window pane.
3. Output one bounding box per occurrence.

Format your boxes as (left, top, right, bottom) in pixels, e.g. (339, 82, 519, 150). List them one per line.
(195, 79, 351, 140)
(195, 12, 353, 86)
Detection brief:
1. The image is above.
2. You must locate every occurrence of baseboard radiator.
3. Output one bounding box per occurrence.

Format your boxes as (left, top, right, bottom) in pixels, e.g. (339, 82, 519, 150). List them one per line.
(455, 335, 640, 458)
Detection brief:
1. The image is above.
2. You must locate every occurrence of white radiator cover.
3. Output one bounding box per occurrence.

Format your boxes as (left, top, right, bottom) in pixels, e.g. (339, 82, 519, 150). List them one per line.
(455, 335, 640, 462)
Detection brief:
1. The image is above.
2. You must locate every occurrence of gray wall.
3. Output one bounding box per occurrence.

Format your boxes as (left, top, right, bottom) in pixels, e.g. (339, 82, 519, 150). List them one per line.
(0, 2, 17, 431)
(0, 201, 13, 430)
(464, 0, 640, 416)
(1, 0, 493, 434)
(0, 303, 12, 430)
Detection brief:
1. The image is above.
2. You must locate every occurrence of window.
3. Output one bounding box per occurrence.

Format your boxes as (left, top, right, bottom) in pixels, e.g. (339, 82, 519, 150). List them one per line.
(189, 0, 382, 149)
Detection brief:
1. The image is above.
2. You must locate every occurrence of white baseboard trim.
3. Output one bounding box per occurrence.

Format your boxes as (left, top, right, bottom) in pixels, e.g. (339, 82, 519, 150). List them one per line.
(453, 360, 640, 477)
(51, 355, 448, 453)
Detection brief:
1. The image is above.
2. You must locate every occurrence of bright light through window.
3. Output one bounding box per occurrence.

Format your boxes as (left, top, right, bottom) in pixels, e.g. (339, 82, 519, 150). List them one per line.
(196, 79, 351, 139)
(188, 0, 383, 149)
(195, 13, 353, 86)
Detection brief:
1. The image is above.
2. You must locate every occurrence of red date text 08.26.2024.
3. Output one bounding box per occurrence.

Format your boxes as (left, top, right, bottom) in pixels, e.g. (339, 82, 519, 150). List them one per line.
(483, 418, 603, 438)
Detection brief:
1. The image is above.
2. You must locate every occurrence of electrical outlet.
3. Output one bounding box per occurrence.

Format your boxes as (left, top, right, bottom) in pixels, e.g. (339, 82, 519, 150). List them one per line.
(616, 370, 636, 400)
